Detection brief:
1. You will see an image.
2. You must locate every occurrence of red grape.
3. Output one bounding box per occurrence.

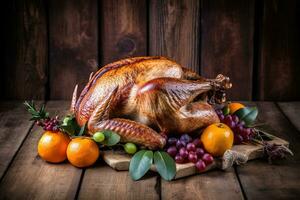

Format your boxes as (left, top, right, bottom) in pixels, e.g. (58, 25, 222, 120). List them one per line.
(195, 160, 206, 171)
(186, 143, 196, 152)
(188, 152, 198, 163)
(167, 146, 177, 157)
(192, 138, 200, 147)
(234, 134, 243, 145)
(195, 148, 205, 158)
(179, 147, 188, 158)
(175, 155, 185, 164)
(202, 153, 214, 165)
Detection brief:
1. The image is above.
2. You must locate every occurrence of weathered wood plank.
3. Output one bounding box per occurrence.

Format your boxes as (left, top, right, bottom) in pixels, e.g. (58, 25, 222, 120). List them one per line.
(149, 0, 200, 72)
(78, 162, 159, 200)
(1, 0, 47, 100)
(161, 169, 243, 200)
(0, 102, 40, 179)
(49, 0, 98, 99)
(236, 102, 300, 199)
(100, 0, 147, 66)
(201, 0, 254, 100)
(277, 102, 300, 132)
(0, 101, 82, 199)
(257, 0, 300, 101)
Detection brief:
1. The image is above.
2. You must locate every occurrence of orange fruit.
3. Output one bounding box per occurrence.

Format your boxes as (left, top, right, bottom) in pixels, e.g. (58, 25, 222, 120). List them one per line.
(38, 131, 70, 163)
(200, 123, 234, 157)
(67, 138, 99, 168)
(228, 102, 245, 114)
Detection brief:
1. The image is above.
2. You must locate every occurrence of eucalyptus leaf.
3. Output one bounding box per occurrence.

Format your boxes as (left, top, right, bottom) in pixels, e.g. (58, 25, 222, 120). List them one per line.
(102, 130, 120, 146)
(235, 107, 258, 126)
(129, 150, 153, 181)
(154, 151, 176, 181)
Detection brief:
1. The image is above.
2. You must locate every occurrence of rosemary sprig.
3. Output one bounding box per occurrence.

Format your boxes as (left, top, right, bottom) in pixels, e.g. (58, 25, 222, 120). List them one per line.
(24, 101, 49, 121)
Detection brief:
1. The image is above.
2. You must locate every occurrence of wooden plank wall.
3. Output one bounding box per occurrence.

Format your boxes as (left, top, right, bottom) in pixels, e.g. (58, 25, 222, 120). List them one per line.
(1, 0, 299, 101)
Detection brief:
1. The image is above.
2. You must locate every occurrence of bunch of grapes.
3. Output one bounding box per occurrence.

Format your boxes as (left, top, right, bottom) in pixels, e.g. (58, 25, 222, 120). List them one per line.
(36, 116, 60, 132)
(165, 134, 214, 171)
(215, 110, 254, 144)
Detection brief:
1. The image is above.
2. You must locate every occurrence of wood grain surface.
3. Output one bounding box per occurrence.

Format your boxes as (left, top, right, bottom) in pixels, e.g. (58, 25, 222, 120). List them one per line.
(201, 0, 254, 100)
(278, 102, 300, 131)
(78, 162, 159, 200)
(0, 102, 40, 179)
(257, 0, 300, 101)
(149, 0, 200, 72)
(49, 0, 98, 99)
(2, 0, 47, 100)
(0, 101, 82, 200)
(100, 0, 147, 66)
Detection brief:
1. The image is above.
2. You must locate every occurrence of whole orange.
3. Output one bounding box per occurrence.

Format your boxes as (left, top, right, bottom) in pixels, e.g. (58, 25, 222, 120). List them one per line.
(67, 138, 99, 168)
(228, 102, 245, 114)
(38, 131, 70, 163)
(200, 123, 234, 157)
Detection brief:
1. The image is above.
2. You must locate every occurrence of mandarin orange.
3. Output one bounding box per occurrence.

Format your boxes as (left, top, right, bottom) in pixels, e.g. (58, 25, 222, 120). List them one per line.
(67, 138, 99, 168)
(38, 131, 70, 163)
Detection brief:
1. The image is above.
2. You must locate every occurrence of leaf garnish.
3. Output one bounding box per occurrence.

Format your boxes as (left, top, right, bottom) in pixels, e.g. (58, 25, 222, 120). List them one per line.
(102, 130, 120, 146)
(154, 151, 176, 181)
(129, 150, 153, 181)
(235, 107, 258, 126)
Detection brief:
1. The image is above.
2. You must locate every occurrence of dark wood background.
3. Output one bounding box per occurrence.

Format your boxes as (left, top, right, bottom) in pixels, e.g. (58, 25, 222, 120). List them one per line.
(1, 0, 299, 101)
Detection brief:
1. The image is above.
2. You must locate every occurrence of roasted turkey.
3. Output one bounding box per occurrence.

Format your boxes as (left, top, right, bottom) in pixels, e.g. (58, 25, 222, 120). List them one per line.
(70, 57, 232, 149)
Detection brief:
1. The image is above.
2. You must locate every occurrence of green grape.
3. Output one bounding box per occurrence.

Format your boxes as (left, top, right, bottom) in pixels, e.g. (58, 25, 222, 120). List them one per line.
(93, 132, 105, 143)
(124, 143, 137, 154)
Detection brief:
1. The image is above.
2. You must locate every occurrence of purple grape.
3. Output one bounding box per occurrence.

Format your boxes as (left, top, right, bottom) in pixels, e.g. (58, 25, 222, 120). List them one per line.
(180, 134, 192, 143)
(168, 137, 178, 145)
(219, 114, 225, 121)
(179, 147, 189, 158)
(234, 134, 243, 145)
(188, 153, 198, 163)
(186, 143, 196, 152)
(195, 160, 206, 171)
(202, 153, 214, 165)
(176, 140, 186, 149)
(167, 146, 177, 157)
(224, 115, 232, 122)
(196, 148, 205, 158)
(227, 120, 236, 129)
(192, 138, 200, 147)
(232, 115, 239, 123)
(175, 155, 185, 164)
(234, 123, 244, 134)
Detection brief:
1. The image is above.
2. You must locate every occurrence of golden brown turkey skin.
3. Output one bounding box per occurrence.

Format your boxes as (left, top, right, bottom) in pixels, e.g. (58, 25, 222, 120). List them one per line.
(71, 56, 231, 149)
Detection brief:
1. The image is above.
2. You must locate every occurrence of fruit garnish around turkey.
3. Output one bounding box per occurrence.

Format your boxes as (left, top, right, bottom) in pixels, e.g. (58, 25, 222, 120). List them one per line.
(165, 134, 214, 172)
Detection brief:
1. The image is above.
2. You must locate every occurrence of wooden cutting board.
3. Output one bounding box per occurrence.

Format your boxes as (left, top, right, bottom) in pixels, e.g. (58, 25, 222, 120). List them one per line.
(102, 135, 288, 179)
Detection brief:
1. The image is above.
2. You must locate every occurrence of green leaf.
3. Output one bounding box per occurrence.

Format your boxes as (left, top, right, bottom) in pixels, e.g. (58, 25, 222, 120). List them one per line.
(102, 130, 120, 146)
(129, 150, 153, 181)
(59, 116, 80, 135)
(235, 107, 258, 126)
(154, 151, 176, 181)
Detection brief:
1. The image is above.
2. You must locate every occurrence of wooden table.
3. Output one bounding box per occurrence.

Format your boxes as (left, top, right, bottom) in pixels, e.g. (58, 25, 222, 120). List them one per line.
(0, 101, 299, 199)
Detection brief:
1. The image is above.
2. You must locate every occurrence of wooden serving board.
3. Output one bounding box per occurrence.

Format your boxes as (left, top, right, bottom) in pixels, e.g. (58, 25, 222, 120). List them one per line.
(102, 135, 288, 179)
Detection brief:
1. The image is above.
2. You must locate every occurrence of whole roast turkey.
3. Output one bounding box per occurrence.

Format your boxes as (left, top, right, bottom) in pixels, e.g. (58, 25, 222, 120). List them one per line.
(70, 57, 232, 149)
